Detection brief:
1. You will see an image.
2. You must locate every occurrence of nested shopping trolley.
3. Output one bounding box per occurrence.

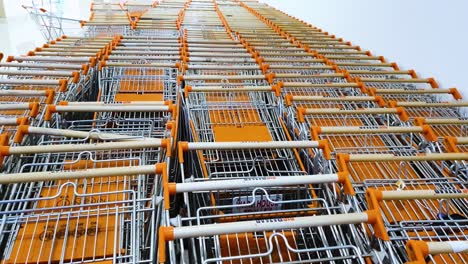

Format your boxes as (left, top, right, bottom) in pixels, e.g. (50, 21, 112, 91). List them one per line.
(3, 36, 114, 103)
(0, 67, 80, 105)
(99, 61, 179, 103)
(43, 101, 176, 141)
(0, 35, 109, 102)
(184, 85, 285, 143)
(125, 0, 156, 18)
(157, 140, 391, 264)
(83, 1, 132, 38)
(0, 71, 71, 130)
(415, 117, 468, 140)
(173, 140, 332, 214)
(388, 101, 468, 122)
(364, 178, 468, 263)
(133, 3, 183, 37)
(310, 125, 439, 157)
(405, 240, 468, 264)
(22, 4, 84, 42)
(336, 152, 467, 186)
(288, 103, 409, 142)
(0, 124, 170, 263)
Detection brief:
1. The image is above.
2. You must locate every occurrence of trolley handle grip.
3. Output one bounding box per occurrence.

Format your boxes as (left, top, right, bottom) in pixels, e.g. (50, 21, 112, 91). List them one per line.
(0, 89, 48, 97)
(389, 101, 468, 108)
(310, 125, 437, 142)
(281, 82, 360, 88)
(371, 87, 459, 97)
(0, 163, 167, 184)
(285, 95, 384, 107)
(184, 85, 277, 98)
(420, 118, 468, 125)
(44, 103, 173, 121)
(0, 62, 84, 70)
(0, 103, 39, 118)
(366, 188, 468, 212)
(100, 61, 178, 68)
(297, 107, 409, 122)
(179, 74, 273, 81)
(0, 139, 168, 165)
(0, 69, 75, 77)
(167, 171, 354, 195)
(65, 101, 169, 105)
(455, 137, 468, 145)
(405, 240, 468, 263)
(178, 140, 331, 162)
(0, 79, 62, 86)
(13, 125, 156, 144)
(7, 55, 94, 63)
(314, 126, 423, 134)
(186, 85, 275, 92)
(342, 153, 467, 162)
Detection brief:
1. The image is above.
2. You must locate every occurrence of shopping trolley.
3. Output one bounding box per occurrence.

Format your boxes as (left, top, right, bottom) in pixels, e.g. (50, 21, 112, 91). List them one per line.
(345, 69, 421, 87)
(336, 152, 468, 191)
(5, 49, 105, 102)
(287, 105, 409, 142)
(0, 101, 40, 127)
(0, 161, 167, 263)
(0, 68, 80, 103)
(405, 240, 468, 264)
(175, 140, 331, 194)
(157, 140, 387, 264)
(184, 86, 285, 143)
(355, 76, 439, 90)
(134, 1, 185, 36)
(0, 110, 170, 262)
(415, 117, 468, 139)
(43, 101, 175, 140)
(368, 86, 463, 105)
(310, 125, 439, 156)
(284, 94, 386, 125)
(0, 124, 169, 169)
(173, 139, 333, 216)
(388, 101, 468, 121)
(104, 54, 180, 65)
(276, 81, 367, 99)
(180, 54, 265, 86)
(22, 5, 84, 42)
(159, 209, 388, 264)
(178, 65, 272, 86)
(125, 0, 156, 18)
(83, 2, 132, 38)
(100, 62, 179, 103)
(365, 180, 468, 263)
(0, 117, 28, 140)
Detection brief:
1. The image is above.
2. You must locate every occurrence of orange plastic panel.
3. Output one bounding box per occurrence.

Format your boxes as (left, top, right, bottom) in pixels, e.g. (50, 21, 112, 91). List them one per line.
(6, 215, 122, 264)
(119, 79, 164, 92)
(219, 231, 297, 263)
(115, 93, 163, 102)
(119, 69, 164, 93)
(213, 125, 272, 142)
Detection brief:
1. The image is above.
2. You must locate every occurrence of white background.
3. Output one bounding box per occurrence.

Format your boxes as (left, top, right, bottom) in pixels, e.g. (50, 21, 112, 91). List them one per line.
(260, 0, 468, 97)
(1, 0, 467, 97)
(0, 0, 91, 55)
